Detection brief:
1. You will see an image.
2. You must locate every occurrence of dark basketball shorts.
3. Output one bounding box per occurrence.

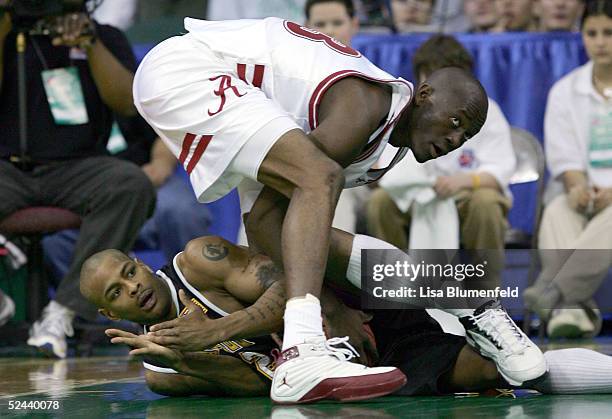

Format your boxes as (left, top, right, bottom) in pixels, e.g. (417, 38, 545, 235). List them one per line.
(368, 309, 468, 396)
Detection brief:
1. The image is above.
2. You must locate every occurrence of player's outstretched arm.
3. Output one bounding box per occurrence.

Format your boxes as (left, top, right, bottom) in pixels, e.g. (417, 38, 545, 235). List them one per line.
(105, 328, 268, 396)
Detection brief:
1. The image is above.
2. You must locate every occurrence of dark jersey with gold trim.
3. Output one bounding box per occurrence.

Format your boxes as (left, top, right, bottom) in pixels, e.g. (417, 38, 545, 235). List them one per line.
(141, 257, 278, 380)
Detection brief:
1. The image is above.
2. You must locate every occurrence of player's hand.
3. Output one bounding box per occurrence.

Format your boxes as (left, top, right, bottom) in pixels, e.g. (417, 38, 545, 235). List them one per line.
(434, 175, 469, 198)
(147, 289, 226, 351)
(593, 187, 612, 215)
(51, 13, 96, 48)
(324, 306, 379, 366)
(106, 328, 185, 371)
(567, 185, 592, 214)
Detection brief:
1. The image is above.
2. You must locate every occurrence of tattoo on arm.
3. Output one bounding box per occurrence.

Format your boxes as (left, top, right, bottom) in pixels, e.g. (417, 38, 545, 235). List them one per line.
(255, 262, 282, 290)
(202, 244, 229, 261)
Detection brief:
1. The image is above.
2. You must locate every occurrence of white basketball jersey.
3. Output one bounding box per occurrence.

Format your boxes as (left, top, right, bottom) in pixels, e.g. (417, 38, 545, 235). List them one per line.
(135, 18, 413, 201)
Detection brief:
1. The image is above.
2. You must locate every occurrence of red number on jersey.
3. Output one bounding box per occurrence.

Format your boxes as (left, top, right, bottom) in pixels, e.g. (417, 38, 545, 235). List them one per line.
(284, 21, 361, 58)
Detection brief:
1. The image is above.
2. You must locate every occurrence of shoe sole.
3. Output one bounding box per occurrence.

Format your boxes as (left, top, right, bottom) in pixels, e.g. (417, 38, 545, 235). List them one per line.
(27, 337, 65, 359)
(466, 335, 547, 387)
(273, 369, 407, 405)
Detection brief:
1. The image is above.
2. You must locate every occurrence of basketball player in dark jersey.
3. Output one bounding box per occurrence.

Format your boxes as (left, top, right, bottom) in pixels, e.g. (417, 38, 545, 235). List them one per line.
(80, 235, 612, 397)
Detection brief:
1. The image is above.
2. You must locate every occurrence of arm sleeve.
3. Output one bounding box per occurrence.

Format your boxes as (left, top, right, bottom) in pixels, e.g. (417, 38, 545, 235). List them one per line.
(544, 82, 585, 180)
(472, 100, 515, 188)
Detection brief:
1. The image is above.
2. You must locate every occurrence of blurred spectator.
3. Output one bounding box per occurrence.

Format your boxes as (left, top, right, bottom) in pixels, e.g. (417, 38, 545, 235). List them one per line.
(305, 0, 359, 45)
(366, 35, 515, 282)
(42, 115, 212, 285)
(431, 0, 470, 32)
(0, 9, 156, 358)
(464, 0, 500, 32)
(523, 0, 612, 338)
(207, 0, 306, 22)
(390, 0, 436, 32)
(537, 0, 585, 31)
(494, 0, 538, 31)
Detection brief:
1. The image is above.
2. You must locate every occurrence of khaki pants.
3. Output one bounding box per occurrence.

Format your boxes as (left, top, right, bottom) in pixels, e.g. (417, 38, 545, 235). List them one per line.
(537, 194, 612, 303)
(366, 187, 510, 286)
(366, 187, 510, 250)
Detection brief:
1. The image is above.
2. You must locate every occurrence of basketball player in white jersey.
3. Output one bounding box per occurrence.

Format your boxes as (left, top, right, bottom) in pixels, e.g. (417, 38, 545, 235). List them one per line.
(132, 17, 544, 403)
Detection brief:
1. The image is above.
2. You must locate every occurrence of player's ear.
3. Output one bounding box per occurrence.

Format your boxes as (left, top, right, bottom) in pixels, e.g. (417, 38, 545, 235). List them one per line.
(415, 83, 433, 105)
(99, 308, 121, 321)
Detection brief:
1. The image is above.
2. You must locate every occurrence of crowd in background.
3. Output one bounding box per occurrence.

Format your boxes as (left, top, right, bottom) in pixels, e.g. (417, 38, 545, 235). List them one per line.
(0, 0, 610, 358)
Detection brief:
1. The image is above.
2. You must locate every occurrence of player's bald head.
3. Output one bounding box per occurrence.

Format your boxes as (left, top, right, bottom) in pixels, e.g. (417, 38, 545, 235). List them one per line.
(425, 67, 488, 138)
(80, 249, 131, 304)
(403, 66, 489, 163)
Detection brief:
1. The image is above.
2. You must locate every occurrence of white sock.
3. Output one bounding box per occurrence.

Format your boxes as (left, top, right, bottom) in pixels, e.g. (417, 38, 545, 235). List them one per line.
(282, 294, 324, 351)
(347, 235, 475, 318)
(531, 348, 612, 394)
(347, 234, 397, 289)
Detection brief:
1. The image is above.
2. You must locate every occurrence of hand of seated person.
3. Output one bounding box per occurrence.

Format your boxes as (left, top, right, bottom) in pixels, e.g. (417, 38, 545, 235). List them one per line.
(106, 328, 186, 372)
(567, 184, 594, 215)
(50, 12, 96, 48)
(593, 187, 612, 216)
(434, 175, 471, 199)
(147, 290, 227, 352)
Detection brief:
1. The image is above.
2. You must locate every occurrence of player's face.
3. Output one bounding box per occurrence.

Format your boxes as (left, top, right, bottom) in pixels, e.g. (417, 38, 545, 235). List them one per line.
(391, 0, 434, 26)
(495, 0, 535, 30)
(90, 257, 173, 325)
(582, 15, 612, 67)
(538, 0, 583, 31)
(307, 2, 358, 46)
(408, 94, 477, 163)
(464, 0, 499, 30)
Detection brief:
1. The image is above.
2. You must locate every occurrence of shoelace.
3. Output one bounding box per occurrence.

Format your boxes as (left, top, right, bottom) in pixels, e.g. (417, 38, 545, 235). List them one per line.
(472, 309, 526, 355)
(321, 336, 360, 362)
(38, 305, 74, 338)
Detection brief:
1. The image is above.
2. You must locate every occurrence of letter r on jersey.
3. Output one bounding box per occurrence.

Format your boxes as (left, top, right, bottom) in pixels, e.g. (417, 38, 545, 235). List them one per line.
(208, 75, 246, 116)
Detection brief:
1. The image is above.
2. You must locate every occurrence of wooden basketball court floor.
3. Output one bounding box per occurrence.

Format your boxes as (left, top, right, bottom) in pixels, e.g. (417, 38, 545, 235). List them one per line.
(1, 339, 612, 418)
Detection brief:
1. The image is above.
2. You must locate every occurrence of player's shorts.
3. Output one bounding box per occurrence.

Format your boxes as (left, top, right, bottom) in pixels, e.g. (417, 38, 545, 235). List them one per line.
(369, 309, 467, 396)
(133, 34, 300, 203)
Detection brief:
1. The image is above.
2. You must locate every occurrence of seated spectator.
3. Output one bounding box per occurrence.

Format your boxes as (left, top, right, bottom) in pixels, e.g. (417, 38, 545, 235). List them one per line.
(305, 0, 359, 45)
(464, 0, 500, 32)
(42, 114, 213, 287)
(523, 0, 612, 339)
(390, 0, 437, 32)
(0, 10, 156, 358)
(494, 0, 538, 31)
(537, 0, 585, 31)
(366, 34, 515, 280)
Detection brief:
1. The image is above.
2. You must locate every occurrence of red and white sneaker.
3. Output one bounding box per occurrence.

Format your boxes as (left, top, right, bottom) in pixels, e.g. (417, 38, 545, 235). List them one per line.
(270, 336, 406, 404)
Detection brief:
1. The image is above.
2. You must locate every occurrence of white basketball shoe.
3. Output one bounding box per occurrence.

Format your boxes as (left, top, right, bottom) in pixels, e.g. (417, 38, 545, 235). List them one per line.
(460, 300, 547, 386)
(271, 336, 406, 404)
